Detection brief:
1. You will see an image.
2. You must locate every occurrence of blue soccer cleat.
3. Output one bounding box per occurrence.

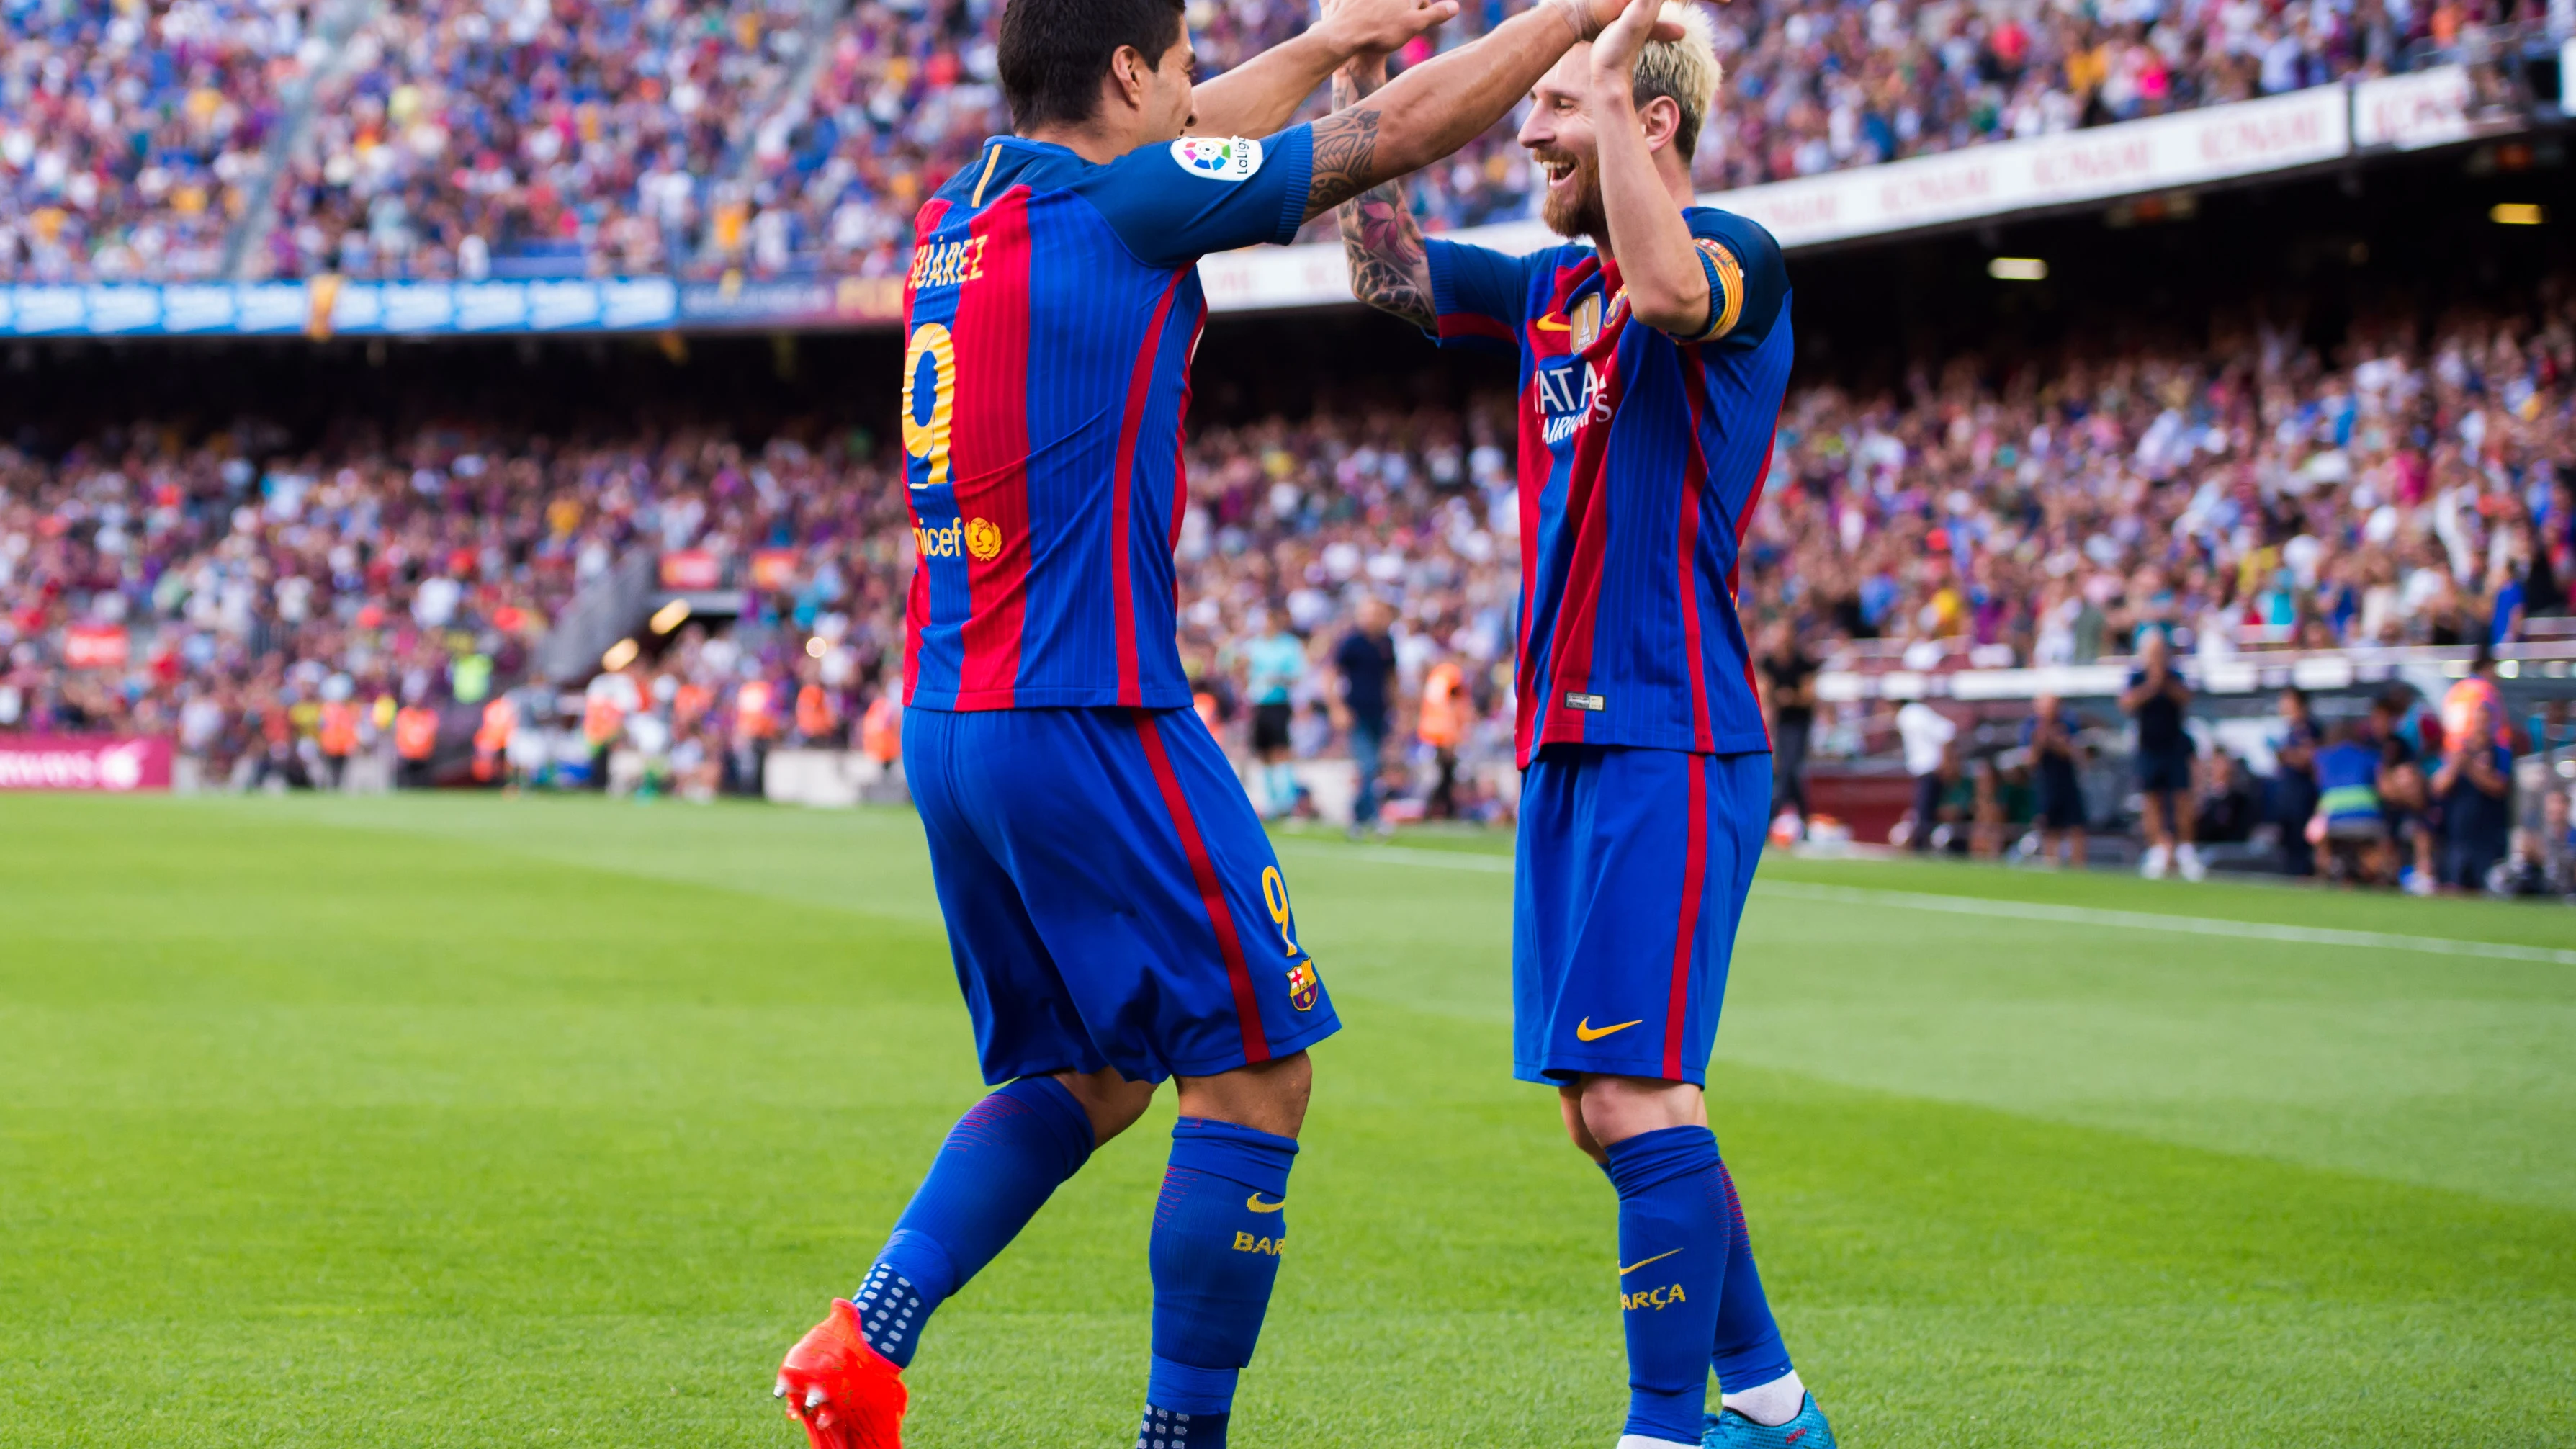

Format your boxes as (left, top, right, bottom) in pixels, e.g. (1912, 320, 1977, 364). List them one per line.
(1703, 1393, 1835, 1449)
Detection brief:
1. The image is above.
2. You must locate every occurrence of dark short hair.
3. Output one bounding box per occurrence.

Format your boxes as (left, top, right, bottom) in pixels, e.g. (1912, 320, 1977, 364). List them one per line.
(998, 0, 1187, 133)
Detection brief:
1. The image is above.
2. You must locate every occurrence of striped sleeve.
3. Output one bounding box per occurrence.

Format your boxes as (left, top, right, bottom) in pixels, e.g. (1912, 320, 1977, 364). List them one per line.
(1423, 238, 1540, 354)
(1677, 210, 1786, 349)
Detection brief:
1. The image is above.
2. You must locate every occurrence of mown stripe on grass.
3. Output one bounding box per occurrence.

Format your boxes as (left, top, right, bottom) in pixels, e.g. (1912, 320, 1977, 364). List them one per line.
(1278, 843, 2576, 967)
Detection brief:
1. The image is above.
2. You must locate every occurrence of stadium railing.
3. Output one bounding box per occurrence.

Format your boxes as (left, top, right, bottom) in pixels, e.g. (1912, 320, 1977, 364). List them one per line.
(1813, 639, 2576, 707)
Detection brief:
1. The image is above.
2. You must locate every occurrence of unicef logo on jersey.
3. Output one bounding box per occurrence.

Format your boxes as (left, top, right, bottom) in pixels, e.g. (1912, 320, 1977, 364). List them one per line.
(1170, 135, 1264, 181)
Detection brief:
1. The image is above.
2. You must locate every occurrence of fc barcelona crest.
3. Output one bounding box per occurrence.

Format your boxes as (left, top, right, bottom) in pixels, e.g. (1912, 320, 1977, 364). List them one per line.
(1285, 961, 1320, 1012)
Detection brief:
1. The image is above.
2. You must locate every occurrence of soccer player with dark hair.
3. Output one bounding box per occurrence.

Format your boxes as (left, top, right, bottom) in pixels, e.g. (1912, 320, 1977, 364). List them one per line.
(1339, 6, 1837, 1448)
(772, 0, 1682, 1443)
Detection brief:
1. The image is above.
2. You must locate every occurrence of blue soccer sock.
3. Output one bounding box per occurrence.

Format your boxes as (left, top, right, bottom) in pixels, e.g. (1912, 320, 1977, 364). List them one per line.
(1136, 1117, 1299, 1449)
(1605, 1125, 1729, 1445)
(1708, 1156, 1796, 1400)
(854, 1075, 1095, 1367)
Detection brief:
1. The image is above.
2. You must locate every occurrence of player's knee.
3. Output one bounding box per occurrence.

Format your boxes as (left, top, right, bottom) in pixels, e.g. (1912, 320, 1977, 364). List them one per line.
(1174, 1051, 1311, 1139)
(1558, 1085, 1608, 1162)
(1052, 1067, 1156, 1146)
(1575, 1074, 1704, 1150)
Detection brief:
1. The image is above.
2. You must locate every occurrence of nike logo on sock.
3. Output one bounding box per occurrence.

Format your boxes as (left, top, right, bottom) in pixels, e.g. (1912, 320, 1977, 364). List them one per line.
(1576, 1017, 1642, 1041)
(1617, 1247, 1682, 1275)
(1617, 1237, 1679, 1268)
(1245, 1194, 1286, 1213)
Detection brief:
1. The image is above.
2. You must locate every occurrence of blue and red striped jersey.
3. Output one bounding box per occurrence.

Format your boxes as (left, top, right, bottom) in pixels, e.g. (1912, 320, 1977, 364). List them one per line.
(900, 127, 1315, 709)
(1424, 207, 1791, 767)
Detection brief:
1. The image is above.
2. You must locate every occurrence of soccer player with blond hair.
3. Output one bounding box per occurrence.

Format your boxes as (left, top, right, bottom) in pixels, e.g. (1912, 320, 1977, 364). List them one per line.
(1339, 6, 1835, 1447)
(768, 0, 1691, 1444)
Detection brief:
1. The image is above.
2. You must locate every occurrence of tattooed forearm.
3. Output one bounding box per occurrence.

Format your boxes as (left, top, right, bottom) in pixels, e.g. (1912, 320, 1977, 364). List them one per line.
(1304, 106, 1386, 221)
(1340, 188, 1432, 328)
(1325, 67, 1433, 328)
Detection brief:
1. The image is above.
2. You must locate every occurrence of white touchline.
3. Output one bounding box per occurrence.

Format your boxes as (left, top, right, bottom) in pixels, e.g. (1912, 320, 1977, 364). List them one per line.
(1275, 843, 2576, 967)
(1753, 880, 2576, 967)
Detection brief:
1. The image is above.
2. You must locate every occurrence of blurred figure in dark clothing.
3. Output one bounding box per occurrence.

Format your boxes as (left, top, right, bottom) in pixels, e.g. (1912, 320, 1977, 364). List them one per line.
(2196, 748, 2261, 844)
(2022, 694, 2088, 868)
(1759, 619, 1818, 825)
(2273, 686, 2321, 876)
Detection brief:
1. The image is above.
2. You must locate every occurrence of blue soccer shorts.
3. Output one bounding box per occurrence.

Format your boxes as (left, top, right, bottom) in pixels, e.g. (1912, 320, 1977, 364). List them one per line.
(904, 705, 1338, 1086)
(1513, 745, 1770, 1087)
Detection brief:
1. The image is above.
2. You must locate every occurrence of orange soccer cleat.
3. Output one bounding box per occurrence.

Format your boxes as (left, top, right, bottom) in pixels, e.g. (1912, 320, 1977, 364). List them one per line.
(775, 1299, 908, 1449)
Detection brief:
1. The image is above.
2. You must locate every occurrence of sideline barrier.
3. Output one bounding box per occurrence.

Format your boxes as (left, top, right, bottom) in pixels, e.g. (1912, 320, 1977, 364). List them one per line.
(764, 749, 907, 808)
(0, 736, 172, 792)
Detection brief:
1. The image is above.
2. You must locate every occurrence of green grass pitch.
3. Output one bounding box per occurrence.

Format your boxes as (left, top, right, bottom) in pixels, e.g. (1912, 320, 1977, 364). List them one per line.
(1, 792, 2570, 1447)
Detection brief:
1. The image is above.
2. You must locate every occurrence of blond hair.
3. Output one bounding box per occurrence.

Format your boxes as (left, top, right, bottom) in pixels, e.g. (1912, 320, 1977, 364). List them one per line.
(1632, 3, 1722, 161)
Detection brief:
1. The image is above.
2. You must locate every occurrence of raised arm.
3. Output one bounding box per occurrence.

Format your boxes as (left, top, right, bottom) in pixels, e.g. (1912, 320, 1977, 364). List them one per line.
(1584, 0, 1707, 334)
(1332, 58, 1434, 329)
(1299, 0, 1674, 221)
(1190, 0, 1460, 138)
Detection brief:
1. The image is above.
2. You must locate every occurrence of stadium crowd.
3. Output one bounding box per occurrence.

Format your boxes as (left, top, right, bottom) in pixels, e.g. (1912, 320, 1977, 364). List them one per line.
(0, 0, 316, 282)
(4, 273, 2575, 887)
(2, 0, 2513, 282)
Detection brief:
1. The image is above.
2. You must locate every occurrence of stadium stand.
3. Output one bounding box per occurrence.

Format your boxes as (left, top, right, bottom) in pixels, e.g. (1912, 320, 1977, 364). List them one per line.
(1, 3, 2572, 889)
(1, 0, 2536, 282)
(1, 265, 2570, 856)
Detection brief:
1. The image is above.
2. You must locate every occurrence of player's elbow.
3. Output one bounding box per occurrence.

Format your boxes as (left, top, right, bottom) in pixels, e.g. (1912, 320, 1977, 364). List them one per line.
(1632, 280, 1710, 338)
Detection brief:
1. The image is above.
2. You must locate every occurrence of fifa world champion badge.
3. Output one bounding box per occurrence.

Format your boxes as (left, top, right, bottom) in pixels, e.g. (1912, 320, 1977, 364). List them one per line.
(1285, 961, 1319, 1011)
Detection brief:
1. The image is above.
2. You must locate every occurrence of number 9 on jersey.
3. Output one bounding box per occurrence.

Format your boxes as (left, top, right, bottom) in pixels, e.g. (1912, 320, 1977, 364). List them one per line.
(903, 322, 956, 490)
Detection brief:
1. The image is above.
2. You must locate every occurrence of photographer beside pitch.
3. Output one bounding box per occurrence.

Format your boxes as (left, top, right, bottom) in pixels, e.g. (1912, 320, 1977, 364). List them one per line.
(1339, 7, 1835, 1448)
(771, 0, 1687, 1444)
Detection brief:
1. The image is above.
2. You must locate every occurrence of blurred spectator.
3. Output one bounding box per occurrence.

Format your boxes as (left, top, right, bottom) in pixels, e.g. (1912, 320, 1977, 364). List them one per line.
(2433, 694, 2514, 891)
(2122, 629, 2202, 879)
(2272, 686, 2322, 876)
(2023, 693, 2087, 867)
(2530, 698, 2576, 758)
(1758, 616, 1816, 828)
(2311, 718, 2389, 884)
(1334, 596, 1396, 840)
(1895, 698, 1956, 851)
(1418, 655, 1465, 821)
(2196, 747, 2261, 844)
(2369, 686, 2439, 894)
(1241, 606, 1305, 820)
(2503, 784, 2572, 897)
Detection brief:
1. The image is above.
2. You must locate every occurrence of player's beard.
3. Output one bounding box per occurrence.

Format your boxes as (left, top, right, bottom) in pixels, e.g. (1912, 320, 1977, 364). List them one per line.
(1536, 147, 1606, 242)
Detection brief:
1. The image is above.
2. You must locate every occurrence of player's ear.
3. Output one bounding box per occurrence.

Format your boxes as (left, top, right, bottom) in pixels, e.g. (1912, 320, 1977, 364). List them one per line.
(1638, 94, 1683, 153)
(1109, 44, 1149, 110)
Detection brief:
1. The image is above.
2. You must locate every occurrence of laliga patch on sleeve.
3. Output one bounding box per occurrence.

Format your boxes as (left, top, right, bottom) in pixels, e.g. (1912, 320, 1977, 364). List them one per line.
(1170, 135, 1265, 181)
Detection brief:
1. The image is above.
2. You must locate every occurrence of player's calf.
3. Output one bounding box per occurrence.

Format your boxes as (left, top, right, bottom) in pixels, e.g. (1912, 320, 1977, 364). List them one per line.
(855, 1075, 1100, 1365)
(1605, 1123, 1731, 1448)
(1138, 1057, 1311, 1449)
(776, 1072, 1108, 1445)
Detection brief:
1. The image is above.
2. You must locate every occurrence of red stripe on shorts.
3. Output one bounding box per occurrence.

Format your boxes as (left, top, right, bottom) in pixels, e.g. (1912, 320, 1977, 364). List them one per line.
(1134, 710, 1272, 1064)
(1663, 757, 1710, 1080)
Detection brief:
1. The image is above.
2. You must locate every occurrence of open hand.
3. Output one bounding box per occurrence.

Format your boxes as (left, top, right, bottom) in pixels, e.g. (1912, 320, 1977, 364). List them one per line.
(1320, 0, 1460, 68)
(1581, 0, 1691, 48)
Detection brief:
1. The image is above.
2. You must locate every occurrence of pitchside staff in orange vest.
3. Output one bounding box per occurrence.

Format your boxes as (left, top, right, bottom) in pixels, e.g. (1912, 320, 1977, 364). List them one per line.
(1417, 657, 1466, 819)
(393, 700, 440, 789)
(472, 694, 518, 783)
(318, 689, 362, 791)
